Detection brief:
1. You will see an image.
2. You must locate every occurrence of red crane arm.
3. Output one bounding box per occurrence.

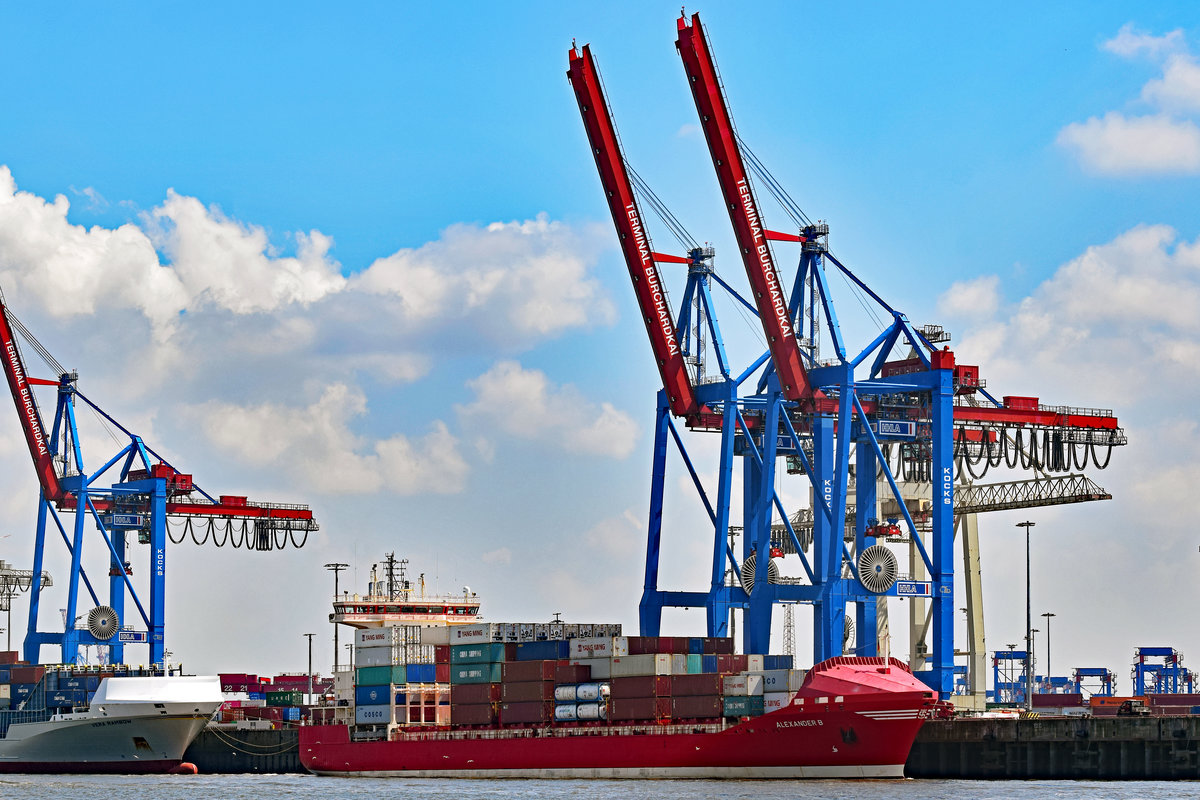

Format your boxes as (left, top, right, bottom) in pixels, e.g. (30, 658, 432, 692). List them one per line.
(568, 44, 699, 418)
(675, 13, 813, 403)
(0, 298, 63, 502)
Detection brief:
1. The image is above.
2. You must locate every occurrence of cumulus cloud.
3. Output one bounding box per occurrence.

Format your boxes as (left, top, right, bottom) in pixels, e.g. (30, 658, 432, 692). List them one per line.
(1058, 25, 1200, 175)
(937, 275, 1001, 319)
(457, 360, 638, 459)
(352, 214, 615, 346)
(191, 383, 469, 495)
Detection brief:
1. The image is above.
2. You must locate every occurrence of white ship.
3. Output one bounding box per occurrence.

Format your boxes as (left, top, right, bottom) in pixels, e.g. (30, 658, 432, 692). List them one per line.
(0, 675, 222, 773)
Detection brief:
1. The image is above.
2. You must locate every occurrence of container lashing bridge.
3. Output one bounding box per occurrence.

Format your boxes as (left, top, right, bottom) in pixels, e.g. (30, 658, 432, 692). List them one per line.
(569, 11, 1126, 697)
(0, 292, 318, 666)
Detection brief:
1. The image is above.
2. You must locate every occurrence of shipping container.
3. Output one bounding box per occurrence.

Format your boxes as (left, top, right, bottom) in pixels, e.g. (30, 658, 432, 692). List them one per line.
(513, 640, 569, 661)
(406, 664, 436, 684)
(554, 682, 609, 703)
(554, 663, 591, 683)
(419, 627, 451, 646)
(450, 663, 505, 684)
(705, 637, 734, 655)
(0, 651, 18, 665)
(763, 691, 793, 713)
(569, 637, 626, 659)
(746, 655, 764, 673)
(763, 654, 794, 670)
(499, 700, 554, 724)
(46, 690, 85, 708)
(450, 623, 499, 644)
(0, 667, 10, 683)
(554, 701, 607, 721)
(266, 690, 304, 707)
(501, 681, 555, 703)
(0, 684, 9, 699)
(435, 663, 451, 683)
(672, 695, 722, 718)
(450, 702, 497, 725)
(723, 695, 765, 717)
(450, 642, 508, 665)
(356, 665, 396, 686)
(355, 645, 398, 668)
(723, 673, 764, 696)
(686, 654, 703, 674)
(761, 669, 806, 692)
(688, 637, 705, 655)
(450, 682, 502, 704)
(434, 645, 450, 664)
(10, 666, 44, 684)
(610, 696, 671, 721)
(671, 673, 721, 696)
(355, 703, 392, 725)
(11, 684, 36, 699)
(610, 675, 672, 699)
(716, 654, 749, 674)
(502, 659, 557, 683)
(610, 654, 675, 677)
(355, 685, 391, 706)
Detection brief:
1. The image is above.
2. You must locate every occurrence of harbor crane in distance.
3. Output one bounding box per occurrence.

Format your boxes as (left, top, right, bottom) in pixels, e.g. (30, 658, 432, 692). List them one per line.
(569, 11, 1126, 696)
(0, 290, 318, 666)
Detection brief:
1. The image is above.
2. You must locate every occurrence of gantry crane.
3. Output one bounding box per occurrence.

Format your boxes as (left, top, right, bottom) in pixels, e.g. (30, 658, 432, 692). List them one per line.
(0, 291, 318, 665)
(569, 11, 1126, 697)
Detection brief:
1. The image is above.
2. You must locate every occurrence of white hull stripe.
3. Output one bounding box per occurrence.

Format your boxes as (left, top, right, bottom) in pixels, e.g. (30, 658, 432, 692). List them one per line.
(856, 711, 922, 720)
(312, 764, 908, 780)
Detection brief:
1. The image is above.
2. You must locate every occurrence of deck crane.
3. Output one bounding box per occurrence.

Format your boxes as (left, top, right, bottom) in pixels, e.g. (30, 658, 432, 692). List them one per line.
(567, 43, 700, 418)
(0, 292, 318, 666)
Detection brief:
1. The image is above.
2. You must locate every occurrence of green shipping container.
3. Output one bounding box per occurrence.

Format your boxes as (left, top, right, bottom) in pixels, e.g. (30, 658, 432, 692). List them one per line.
(266, 690, 304, 707)
(357, 665, 407, 686)
(450, 642, 507, 665)
(687, 654, 703, 674)
(450, 663, 504, 684)
(722, 695, 765, 718)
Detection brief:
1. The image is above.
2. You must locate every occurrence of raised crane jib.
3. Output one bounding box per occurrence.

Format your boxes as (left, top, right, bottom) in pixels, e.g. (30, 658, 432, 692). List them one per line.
(0, 298, 63, 503)
(675, 13, 813, 402)
(568, 43, 699, 418)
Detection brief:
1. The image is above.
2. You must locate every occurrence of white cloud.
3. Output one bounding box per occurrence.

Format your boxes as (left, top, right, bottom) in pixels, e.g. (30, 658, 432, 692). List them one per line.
(457, 360, 638, 459)
(352, 214, 615, 346)
(1056, 113, 1200, 175)
(191, 383, 469, 495)
(937, 275, 1000, 319)
(1059, 26, 1200, 175)
(583, 509, 643, 558)
(1102, 23, 1185, 60)
(481, 547, 512, 565)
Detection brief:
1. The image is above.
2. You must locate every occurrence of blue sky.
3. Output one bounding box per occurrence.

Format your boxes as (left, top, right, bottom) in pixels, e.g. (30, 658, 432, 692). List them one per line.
(1, 3, 1199, 688)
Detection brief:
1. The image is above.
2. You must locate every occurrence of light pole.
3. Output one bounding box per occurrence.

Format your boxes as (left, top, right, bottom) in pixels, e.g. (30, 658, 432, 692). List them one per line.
(325, 563, 349, 674)
(1041, 612, 1056, 682)
(1016, 521, 1036, 711)
(304, 632, 315, 703)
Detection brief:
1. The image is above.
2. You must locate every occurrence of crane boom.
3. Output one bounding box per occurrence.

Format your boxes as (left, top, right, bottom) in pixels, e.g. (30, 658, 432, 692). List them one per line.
(0, 298, 63, 503)
(675, 13, 813, 402)
(568, 43, 699, 418)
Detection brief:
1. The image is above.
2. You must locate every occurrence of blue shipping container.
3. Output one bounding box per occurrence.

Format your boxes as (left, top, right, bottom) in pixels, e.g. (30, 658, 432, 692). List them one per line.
(281, 707, 302, 721)
(394, 692, 407, 706)
(46, 690, 84, 707)
(61, 677, 87, 691)
(702, 655, 718, 673)
(248, 691, 266, 700)
(0, 667, 9, 682)
(514, 640, 568, 661)
(688, 637, 705, 655)
(355, 684, 391, 706)
(11, 683, 36, 699)
(406, 664, 436, 684)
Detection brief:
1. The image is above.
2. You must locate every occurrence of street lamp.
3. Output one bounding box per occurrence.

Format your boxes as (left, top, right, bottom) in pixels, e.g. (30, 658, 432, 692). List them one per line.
(325, 563, 349, 674)
(1041, 612, 1056, 681)
(1016, 521, 1036, 711)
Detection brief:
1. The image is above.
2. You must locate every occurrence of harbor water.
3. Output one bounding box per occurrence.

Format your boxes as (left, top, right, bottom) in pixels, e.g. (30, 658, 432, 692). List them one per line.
(0, 775, 1191, 800)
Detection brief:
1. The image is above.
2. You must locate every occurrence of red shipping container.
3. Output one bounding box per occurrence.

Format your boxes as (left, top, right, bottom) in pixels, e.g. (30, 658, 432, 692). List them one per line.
(610, 697, 671, 721)
(672, 695, 722, 718)
(435, 645, 450, 664)
(435, 663, 451, 683)
(502, 660, 556, 682)
(610, 675, 671, 699)
(11, 665, 45, 684)
(1032, 693, 1083, 708)
(716, 654, 748, 674)
(671, 673, 721, 696)
(450, 683, 502, 704)
(422, 705, 437, 722)
(0, 651, 19, 666)
(501, 680, 555, 702)
(554, 664, 591, 683)
(450, 703, 496, 725)
(499, 700, 553, 724)
(704, 637, 735, 655)
(1148, 694, 1200, 706)
(662, 637, 690, 655)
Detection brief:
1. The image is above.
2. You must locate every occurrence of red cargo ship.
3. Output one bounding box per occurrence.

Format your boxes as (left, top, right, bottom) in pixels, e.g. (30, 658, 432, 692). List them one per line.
(300, 657, 940, 779)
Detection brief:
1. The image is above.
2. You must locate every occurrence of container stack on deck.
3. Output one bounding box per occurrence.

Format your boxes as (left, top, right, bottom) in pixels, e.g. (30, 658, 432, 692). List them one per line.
(217, 671, 333, 725)
(326, 623, 808, 733)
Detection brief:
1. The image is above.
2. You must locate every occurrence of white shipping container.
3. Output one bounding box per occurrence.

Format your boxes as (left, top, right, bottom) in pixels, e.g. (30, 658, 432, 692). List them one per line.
(723, 673, 765, 696)
(569, 637, 619, 659)
(763, 691, 793, 712)
(450, 623, 496, 643)
(418, 626, 451, 646)
(761, 668, 806, 692)
(0, 684, 9, 699)
(354, 703, 392, 725)
(570, 658, 611, 679)
(355, 627, 394, 648)
(746, 654, 764, 673)
(610, 653, 674, 677)
(355, 645, 398, 667)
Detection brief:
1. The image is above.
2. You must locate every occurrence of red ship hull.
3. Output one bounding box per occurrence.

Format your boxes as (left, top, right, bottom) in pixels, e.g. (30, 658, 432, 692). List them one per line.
(301, 658, 939, 779)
